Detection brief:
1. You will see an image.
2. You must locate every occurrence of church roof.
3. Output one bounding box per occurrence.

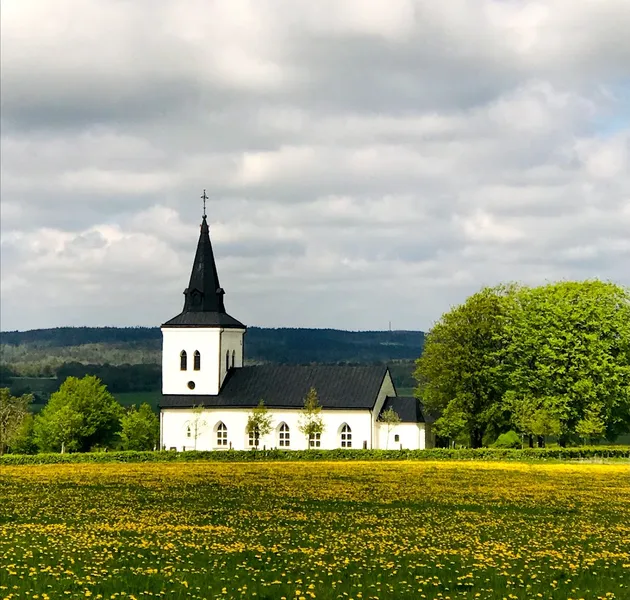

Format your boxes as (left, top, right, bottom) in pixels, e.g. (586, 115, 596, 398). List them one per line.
(160, 364, 390, 410)
(379, 396, 434, 423)
(162, 311, 245, 328)
(162, 213, 245, 329)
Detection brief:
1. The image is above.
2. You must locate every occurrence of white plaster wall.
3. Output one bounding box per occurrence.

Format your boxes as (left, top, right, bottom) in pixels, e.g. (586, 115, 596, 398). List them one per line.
(370, 372, 396, 447)
(161, 327, 245, 395)
(376, 422, 426, 450)
(161, 408, 374, 451)
(219, 329, 245, 386)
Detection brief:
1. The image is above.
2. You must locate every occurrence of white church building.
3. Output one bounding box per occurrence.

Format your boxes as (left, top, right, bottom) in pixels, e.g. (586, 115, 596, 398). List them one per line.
(159, 208, 434, 452)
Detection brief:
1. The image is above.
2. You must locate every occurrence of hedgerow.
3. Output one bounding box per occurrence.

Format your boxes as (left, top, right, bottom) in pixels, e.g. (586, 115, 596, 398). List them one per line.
(1, 446, 629, 465)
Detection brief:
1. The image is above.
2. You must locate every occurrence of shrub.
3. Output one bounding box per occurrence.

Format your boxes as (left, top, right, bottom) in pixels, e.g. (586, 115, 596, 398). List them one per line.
(493, 431, 522, 449)
(1, 446, 629, 466)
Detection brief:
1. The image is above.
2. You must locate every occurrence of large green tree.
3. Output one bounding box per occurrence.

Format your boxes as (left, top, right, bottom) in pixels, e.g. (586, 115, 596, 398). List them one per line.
(414, 286, 515, 447)
(502, 281, 630, 444)
(119, 403, 160, 451)
(34, 375, 123, 452)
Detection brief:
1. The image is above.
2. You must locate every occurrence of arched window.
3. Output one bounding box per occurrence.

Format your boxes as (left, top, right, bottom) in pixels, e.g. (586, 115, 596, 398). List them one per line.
(278, 423, 290, 448)
(194, 350, 201, 371)
(340, 424, 352, 448)
(216, 422, 228, 447)
(226, 350, 230, 373)
(232, 350, 236, 368)
(248, 425, 260, 448)
(186, 425, 191, 438)
(180, 350, 187, 371)
(309, 432, 321, 448)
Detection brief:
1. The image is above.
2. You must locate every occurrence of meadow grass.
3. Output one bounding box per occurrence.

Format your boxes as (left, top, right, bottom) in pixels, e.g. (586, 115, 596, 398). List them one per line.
(113, 391, 161, 410)
(1, 461, 628, 599)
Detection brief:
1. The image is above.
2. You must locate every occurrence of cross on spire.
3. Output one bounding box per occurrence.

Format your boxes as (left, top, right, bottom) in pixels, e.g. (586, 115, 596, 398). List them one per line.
(201, 189, 208, 218)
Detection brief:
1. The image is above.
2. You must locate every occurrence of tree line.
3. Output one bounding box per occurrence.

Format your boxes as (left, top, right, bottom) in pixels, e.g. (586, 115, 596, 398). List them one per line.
(1, 327, 424, 377)
(0, 376, 158, 455)
(2, 378, 406, 455)
(416, 280, 630, 448)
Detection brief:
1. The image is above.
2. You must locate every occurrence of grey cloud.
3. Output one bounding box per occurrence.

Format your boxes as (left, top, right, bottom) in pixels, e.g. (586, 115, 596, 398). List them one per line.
(1, 0, 629, 332)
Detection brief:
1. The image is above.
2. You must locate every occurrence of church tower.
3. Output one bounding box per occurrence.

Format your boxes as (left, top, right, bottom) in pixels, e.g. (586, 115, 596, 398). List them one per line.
(161, 197, 246, 396)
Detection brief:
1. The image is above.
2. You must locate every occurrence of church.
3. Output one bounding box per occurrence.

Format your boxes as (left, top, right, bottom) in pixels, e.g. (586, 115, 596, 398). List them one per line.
(159, 204, 434, 452)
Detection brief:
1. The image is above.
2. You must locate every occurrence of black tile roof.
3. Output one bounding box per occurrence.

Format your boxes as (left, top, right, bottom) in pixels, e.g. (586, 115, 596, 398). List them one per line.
(162, 311, 245, 328)
(160, 364, 390, 410)
(162, 215, 245, 329)
(379, 396, 434, 424)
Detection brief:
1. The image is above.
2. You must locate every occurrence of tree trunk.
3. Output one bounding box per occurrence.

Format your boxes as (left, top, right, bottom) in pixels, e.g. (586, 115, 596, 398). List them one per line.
(470, 428, 483, 448)
(537, 436, 545, 448)
(528, 435, 534, 448)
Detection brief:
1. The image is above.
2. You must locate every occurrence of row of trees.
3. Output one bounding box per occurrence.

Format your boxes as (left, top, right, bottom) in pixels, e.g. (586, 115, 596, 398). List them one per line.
(0, 376, 159, 455)
(186, 388, 332, 449)
(245, 391, 402, 449)
(174, 388, 403, 450)
(244, 388, 337, 448)
(3, 377, 405, 455)
(416, 280, 630, 447)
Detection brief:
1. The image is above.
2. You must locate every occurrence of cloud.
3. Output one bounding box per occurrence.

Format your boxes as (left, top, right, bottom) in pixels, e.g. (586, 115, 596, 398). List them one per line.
(1, 0, 629, 332)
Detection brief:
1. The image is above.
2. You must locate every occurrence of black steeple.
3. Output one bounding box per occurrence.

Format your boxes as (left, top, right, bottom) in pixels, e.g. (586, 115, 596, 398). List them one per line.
(183, 215, 226, 313)
(161, 196, 246, 329)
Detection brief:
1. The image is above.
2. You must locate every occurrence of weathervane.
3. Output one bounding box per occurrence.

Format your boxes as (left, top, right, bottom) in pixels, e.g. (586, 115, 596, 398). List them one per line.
(201, 189, 208, 218)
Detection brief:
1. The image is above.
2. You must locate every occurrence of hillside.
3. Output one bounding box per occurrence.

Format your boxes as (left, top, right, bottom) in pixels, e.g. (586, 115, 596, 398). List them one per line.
(0, 326, 423, 366)
(0, 326, 423, 404)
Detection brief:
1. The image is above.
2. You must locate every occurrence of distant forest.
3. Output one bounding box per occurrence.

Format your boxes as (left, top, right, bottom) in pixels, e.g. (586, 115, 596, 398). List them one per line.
(0, 326, 423, 401)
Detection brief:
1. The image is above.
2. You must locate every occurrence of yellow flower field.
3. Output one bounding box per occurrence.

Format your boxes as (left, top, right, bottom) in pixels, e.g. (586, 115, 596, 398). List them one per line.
(1, 460, 629, 599)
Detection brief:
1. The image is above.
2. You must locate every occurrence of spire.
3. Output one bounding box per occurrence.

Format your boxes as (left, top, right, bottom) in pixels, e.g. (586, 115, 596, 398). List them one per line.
(161, 192, 245, 329)
(183, 212, 226, 313)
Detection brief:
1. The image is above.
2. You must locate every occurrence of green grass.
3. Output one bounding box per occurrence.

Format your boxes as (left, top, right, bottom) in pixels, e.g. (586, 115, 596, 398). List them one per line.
(1, 461, 628, 599)
(114, 390, 161, 411)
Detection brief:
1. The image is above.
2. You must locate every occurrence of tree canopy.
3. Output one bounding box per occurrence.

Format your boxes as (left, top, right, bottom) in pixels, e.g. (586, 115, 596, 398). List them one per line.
(501, 280, 630, 445)
(415, 280, 630, 447)
(119, 403, 160, 451)
(414, 285, 514, 447)
(34, 375, 123, 452)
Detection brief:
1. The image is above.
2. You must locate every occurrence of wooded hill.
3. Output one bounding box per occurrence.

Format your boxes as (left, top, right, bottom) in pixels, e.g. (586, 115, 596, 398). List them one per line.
(1, 326, 423, 365)
(0, 327, 423, 401)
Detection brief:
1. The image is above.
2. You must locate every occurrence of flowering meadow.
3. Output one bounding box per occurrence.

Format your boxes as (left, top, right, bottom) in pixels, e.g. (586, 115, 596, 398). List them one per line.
(1, 461, 629, 600)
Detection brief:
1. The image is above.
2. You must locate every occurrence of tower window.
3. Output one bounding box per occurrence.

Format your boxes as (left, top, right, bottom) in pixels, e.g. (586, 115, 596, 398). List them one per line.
(232, 350, 235, 368)
(340, 424, 352, 448)
(194, 350, 201, 371)
(226, 350, 230, 373)
(180, 350, 187, 371)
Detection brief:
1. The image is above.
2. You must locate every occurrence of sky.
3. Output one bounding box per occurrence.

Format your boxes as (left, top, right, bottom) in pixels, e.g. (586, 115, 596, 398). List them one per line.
(1, 0, 629, 333)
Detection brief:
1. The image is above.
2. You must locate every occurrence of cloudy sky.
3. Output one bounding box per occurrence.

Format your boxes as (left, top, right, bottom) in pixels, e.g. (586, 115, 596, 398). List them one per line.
(1, 0, 629, 333)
